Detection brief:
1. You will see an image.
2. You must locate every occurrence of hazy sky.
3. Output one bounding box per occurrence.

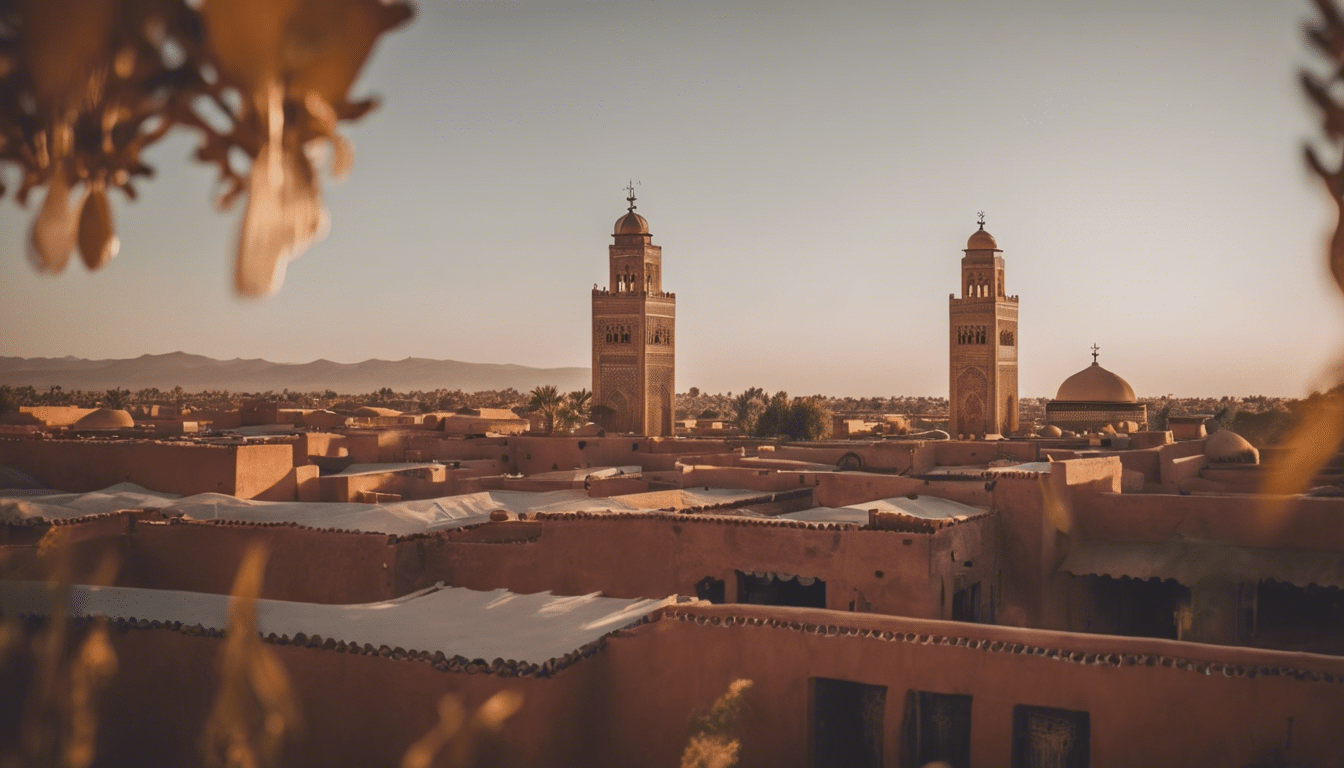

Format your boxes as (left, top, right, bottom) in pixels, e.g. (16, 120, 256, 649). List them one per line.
(3, 0, 1343, 398)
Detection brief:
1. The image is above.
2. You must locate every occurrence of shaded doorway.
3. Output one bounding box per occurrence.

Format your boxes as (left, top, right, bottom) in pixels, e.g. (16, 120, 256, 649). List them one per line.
(812, 678, 885, 768)
(736, 571, 825, 608)
(1083, 576, 1189, 639)
(902, 690, 972, 768)
(951, 581, 982, 623)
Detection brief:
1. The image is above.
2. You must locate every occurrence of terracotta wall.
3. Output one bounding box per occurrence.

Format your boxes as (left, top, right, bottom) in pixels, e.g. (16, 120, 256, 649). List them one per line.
(814, 472, 993, 508)
(765, 442, 929, 473)
(234, 444, 299, 501)
(600, 605, 1344, 768)
(1076, 493, 1344, 551)
(934, 440, 1037, 466)
(678, 465, 822, 492)
(18, 406, 96, 426)
(14, 601, 1342, 767)
(0, 439, 281, 497)
(396, 515, 996, 620)
(0, 625, 596, 768)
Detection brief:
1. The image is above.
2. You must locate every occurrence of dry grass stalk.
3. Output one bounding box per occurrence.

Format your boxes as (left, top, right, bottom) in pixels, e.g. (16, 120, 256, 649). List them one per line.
(200, 544, 300, 768)
(680, 679, 753, 768)
(1265, 0, 1344, 507)
(399, 689, 524, 768)
(0, 543, 119, 768)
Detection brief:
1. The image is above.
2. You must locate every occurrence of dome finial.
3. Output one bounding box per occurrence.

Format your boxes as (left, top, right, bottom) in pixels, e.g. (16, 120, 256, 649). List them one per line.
(1091, 343, 1100, 365)
(976, 210, 986, 230)
(624, 179, 639, 212)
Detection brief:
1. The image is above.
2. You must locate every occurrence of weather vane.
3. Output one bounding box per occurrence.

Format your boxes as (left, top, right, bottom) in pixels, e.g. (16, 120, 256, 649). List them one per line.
(976, 210, 986, 230)
(624, 179, 640, 211)
(1091, 343, 1100, 364)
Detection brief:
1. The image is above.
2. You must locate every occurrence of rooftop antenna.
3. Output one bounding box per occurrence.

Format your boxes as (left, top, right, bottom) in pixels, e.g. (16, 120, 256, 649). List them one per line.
(624, 180, 640, 212)
(976, 210, 986, 230)
(1091, 343, 1100, 364)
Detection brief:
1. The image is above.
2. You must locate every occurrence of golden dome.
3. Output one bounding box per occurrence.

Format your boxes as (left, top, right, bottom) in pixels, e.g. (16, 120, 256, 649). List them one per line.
(1055, 363, 1137, 403)
(614, 211, 649, 235)
(1204, 429, 1259, 464)
(966, 228, 999, 250)
(73, 408, 134, 430)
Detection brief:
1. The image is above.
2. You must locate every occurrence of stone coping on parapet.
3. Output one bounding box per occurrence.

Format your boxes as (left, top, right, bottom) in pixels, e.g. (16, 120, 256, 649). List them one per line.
(0, 581, 678, 679)
(590, 288, 676, 299)
(655, 603, 1344, 683)
(948, 293, 1020, 303)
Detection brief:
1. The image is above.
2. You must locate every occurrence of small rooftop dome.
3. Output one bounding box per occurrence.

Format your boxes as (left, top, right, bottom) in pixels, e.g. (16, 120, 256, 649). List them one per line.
(966, 228, 999, 250)
(73, 408, 134, 430)
(614, 210, 649, 235)
(1204, 429, 1259, 464)
(355, 406, 401, 418)
(1039, 425, 1063, 438)
(1055, 363, 1137, 403)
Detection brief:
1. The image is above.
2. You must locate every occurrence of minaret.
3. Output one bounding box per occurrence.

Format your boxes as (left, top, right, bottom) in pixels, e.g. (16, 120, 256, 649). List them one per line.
(591, 184, 676, 435)
(949, 213, 1019, 437)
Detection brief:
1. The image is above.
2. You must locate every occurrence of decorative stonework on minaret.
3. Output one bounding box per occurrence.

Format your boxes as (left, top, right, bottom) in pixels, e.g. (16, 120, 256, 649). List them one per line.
(949, 213, 1019, 437)
(591, 185, 676, 435)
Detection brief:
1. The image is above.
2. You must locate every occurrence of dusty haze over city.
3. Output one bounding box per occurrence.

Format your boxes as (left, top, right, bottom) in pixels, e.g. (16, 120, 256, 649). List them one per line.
(2, 0, 1340, 398)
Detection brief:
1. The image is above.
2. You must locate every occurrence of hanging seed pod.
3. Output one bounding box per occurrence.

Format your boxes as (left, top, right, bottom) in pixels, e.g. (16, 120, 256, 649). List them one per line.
(28, 167, 77, 273)
(77, 182, 119, 270)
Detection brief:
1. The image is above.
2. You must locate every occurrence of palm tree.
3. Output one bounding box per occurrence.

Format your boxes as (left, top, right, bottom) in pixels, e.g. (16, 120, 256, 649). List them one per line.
(528, 385, 563, 434)
(104, 387, 131, 409)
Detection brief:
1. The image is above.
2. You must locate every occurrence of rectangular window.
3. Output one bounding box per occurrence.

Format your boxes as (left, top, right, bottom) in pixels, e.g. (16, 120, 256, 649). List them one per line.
(1012, 705, 1089, 768)
(902, 691, 972, 768)
(812, 678, 885, 768)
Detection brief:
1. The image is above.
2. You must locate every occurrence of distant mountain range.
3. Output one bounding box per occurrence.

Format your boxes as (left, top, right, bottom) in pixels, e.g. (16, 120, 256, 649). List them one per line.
(0, 352, 590, 394)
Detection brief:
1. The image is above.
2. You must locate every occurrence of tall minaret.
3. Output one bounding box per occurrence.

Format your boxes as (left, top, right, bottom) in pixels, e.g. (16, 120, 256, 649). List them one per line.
(948, 213, 1019, 437)
(591, 184, 676, 435)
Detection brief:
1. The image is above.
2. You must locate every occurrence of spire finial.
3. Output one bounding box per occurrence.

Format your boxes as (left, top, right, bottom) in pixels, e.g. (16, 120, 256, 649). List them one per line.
(624, 179, 639, 212)
(976, 211, 986, 230)
(1091, 343, 1100, 364)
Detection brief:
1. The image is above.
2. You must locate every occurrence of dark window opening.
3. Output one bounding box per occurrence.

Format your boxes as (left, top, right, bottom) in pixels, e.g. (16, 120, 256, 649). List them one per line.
(736, 571, 825, 608)
(812, 678, 885, 768)
(1082, 575, 1189, 640)
(694, 576, 726, 604)
(1012, 705, 1089, 768)
(836, 452, 863, 471)
(1254, 580, 1344, 649)
(902, 690, 972, 768)
(952, 581, 982, 623)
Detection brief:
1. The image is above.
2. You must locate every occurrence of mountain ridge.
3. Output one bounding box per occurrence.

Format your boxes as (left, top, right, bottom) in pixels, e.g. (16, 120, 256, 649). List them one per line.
(0, 353, 590, 393)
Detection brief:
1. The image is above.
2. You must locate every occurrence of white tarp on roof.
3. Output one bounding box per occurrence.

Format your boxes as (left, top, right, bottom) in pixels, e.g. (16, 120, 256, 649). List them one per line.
(519, 465, 643, 482)
(0, 486, 663, 535)
(0, 483, 179, 519)
(783, 494, 990, 525)
(0, 581, 673, 664)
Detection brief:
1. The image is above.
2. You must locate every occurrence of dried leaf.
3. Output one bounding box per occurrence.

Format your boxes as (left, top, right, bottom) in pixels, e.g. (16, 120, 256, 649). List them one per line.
(1262, 390, 1344, 501)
